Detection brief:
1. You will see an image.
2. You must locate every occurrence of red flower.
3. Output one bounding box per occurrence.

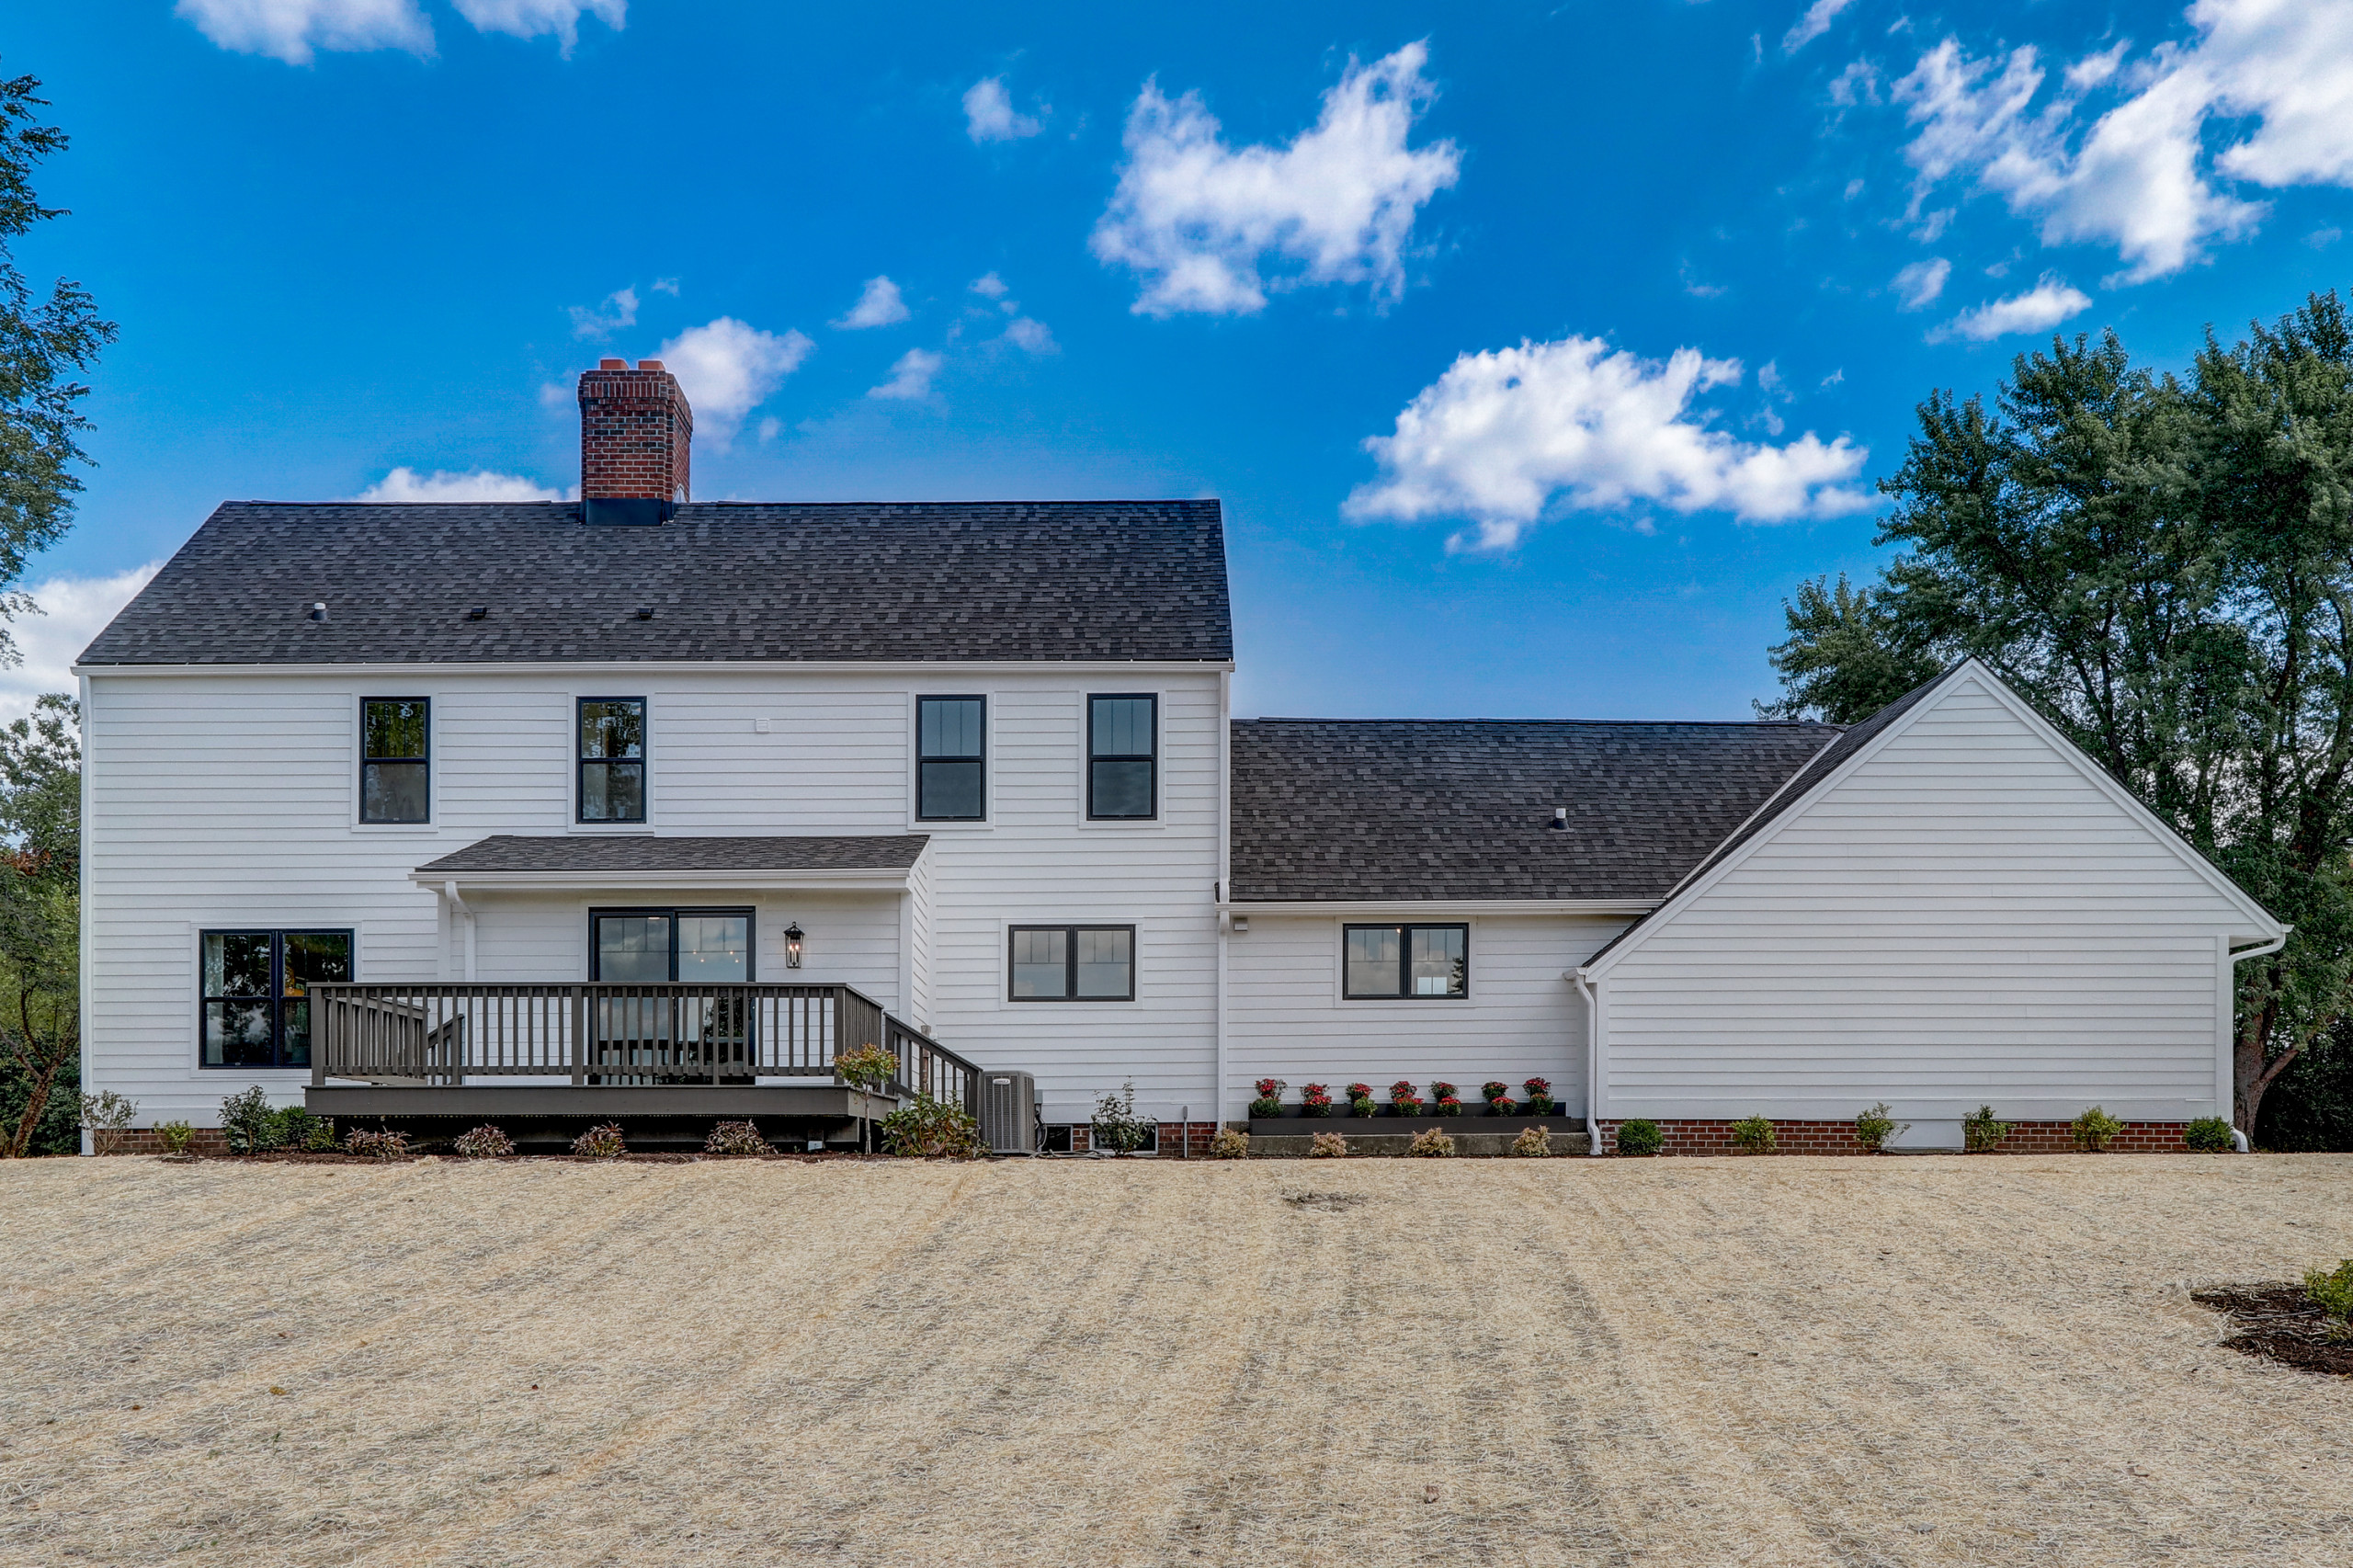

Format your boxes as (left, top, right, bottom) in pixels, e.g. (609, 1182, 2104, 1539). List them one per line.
(1255, 1078, 1286, 1098)
(1524, 1077, 1552, 1096)
(1347, 1083, 1373, 1099)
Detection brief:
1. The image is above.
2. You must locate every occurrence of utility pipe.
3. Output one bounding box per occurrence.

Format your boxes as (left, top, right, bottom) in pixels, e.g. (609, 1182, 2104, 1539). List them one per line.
(2228, 929, 2290, 1153)
(444, 881, 477, 982)
(1573, 968, 1602, 1156)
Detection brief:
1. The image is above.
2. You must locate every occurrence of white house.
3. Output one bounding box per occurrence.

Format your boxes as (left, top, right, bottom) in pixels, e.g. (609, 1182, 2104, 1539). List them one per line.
(74, 358, 2286, 1153)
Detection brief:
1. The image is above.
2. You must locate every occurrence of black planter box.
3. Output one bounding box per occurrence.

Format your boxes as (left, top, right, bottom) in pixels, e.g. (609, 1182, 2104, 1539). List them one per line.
(1247, 1113, 1581, 1137)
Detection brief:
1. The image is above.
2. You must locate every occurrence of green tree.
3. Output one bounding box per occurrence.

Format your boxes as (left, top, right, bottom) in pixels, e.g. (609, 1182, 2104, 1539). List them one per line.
(1759, 295, 2353, 1136)
(0, 694, 78, 1155)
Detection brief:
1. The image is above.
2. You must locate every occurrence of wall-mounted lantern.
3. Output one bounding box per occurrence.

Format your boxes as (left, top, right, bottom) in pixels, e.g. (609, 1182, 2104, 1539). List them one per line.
(785, 922, 804, 970)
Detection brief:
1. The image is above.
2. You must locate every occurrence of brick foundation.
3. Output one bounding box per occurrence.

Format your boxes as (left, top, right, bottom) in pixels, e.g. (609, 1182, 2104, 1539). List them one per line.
(97, 1128, 232, 1156)
(1063, 1121, 1218, 1156)
(1597, 1118, 2199, 1156)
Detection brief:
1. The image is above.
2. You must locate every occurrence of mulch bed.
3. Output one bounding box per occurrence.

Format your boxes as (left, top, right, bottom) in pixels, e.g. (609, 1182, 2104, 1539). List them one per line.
(2194, 1283, 2353, 1376)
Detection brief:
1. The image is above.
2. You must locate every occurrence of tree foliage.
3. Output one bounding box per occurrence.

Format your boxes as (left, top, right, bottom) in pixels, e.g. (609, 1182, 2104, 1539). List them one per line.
(0, 694, 79, 1155)
(1761, 294, 2353, 1136)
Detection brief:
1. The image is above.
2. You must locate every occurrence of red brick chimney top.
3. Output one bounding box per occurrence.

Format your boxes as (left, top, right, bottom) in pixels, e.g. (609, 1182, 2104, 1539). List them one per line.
(578, 359, 692, 518)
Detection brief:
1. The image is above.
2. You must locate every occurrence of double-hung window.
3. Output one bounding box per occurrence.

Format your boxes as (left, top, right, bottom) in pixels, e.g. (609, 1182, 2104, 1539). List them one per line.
(579, 698, 646, 823)
(917, 696, 985, 821)
(1343, 924, 1469, 1000)
(200, 929, 353, 1068)
(359, 698, 429, 823)
(1008, 926, 1135, 1001)
(1087, 694, 1156, 820)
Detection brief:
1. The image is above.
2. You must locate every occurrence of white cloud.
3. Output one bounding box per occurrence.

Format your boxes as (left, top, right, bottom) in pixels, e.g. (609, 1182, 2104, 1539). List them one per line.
(654, 317, 814, 438)
(969, 272, 1009, 300)
(1892, 256, 1951, 309)
(1829, 60, 1881, 107)
(174, 0, 433, 64)
(449, 0, 622, 54)
(1784, 0, 1859, 55)
(651, 277, 680, 295)
(356, 468, 566, 503)
(1002, 316, 1056, 354)
(963, 76, 1043, 142)
(1091, 41, 1462, 316)
(869, 348, 943, 401)
(1345, 335, 1872, 551)
(1930, 274, 2093, 342)
(1893, 1, 2353, 283)
(0, 563, 163, 724)
(567, 286, 637, 339)
(835, 276, 911, 329)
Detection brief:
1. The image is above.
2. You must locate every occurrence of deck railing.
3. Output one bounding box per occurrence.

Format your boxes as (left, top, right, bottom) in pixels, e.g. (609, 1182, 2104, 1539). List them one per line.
(308, 982, 977, 1111)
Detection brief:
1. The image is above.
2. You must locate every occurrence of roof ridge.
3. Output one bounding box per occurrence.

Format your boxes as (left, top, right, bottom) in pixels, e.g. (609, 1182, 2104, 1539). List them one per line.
(1237, 716, 1838, 729)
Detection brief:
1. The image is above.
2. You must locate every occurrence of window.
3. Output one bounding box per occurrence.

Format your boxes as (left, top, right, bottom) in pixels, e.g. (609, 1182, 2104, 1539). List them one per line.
(1343, 924, 1469, 999)
(917, 696, 985, 821)
(589, 909, 754, 982)
(359, 698, 429, 824)
(1087, 694, 1157, 820)
(579, 698, 646, 823)
(200, 929, 352, 1068)
(1008, 925, 1135, 1001)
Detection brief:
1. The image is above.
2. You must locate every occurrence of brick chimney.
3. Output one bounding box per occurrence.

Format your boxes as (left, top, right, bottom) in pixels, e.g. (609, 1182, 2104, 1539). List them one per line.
(578, 358, 692, 525)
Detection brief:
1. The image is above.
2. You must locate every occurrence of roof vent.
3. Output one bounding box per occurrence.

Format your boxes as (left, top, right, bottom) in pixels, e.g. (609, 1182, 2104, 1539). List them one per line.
(635, 606, 655, 620)
(1548, 806, 1567, 830)
(308, 602, 327, 622)
(466, 606, 488, 620)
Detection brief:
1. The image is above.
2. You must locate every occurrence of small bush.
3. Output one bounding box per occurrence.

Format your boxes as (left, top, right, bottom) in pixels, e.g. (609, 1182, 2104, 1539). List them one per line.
(1249, 1077, 1286, 1119)
(571, 1122, 627, 1158)
(881, 1095, 985, 1158)
(1511, 1125, 1552, 1158)
(1307, 1131, 1348, 1158)
(157, 1120, 195, 1156)
(1433, 1094, 1463, 1117)
(834, 1042, 898, 1094)
(1300, 1083, 1333, 1117)
(1388, 1079, 1424, 1118)
(1091, 1081, 1154, 1156)
(1481, 1081, 1509, 1103)
(1349, 1095, 1377, 1118)
(346, 1127, 411, 1160)
(2306, 1259, 2353, 1327)
(79, 1091, 138, 1155)
(1209, 1127, 1251, 1159)
(1406, 1127, 1455, 1158)
(1730, 1116, 1777, 1154)
(1522, 1076, 1552, 1099)
(1962, 1105, 2011, 1153)
(1853, 1102, 1908, 1153)
(2072, 1105, 2124, 1152)
(452, 1124, 515, 1159)
(704, 1120, 772, 1157)
(269, 1107, 335, 1152)
(220, 1086, 278, 1154)
(2184, 1116, 2235, 1153)
(1488, 1096, 1517, 1117)
(1429, 1080, 1460, 1103)
(1615, 1119, 1664, 1156)
(1345, 1082, 1372, 1102)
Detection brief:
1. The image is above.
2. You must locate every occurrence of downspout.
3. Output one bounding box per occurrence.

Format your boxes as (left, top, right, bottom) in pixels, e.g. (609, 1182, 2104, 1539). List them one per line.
(2229, 930, 2290, 1153)
(444, 881, 476, 982)
(1573, 968, 1602, 1156)
(76, 669, 93, 1155)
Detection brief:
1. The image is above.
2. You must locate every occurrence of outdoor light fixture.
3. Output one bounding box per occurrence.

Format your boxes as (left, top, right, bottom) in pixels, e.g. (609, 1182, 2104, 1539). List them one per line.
(785, 922, 804, 969)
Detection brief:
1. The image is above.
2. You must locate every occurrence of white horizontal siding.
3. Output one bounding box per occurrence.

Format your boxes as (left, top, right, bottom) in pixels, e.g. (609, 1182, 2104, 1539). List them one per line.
(1597, 676, 2251, 1122)
(1226, 914, 1626, 1110)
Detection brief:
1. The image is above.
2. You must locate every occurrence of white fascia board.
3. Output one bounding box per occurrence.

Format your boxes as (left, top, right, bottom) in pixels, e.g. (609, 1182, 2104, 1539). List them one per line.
(78, 658, 1235, 679)
(1222, 898, 1655, 917)
(410, 868, 915, 893)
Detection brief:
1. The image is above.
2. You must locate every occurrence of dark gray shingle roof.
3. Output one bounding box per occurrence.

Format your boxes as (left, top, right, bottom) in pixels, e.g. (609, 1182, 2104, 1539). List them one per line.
(417, 835, 930, 875)
(79, 500, 1231, 665)
(1229, 718, 1841, 902)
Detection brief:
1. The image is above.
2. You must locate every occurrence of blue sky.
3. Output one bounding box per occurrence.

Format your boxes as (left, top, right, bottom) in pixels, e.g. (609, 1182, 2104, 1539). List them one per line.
(9, 0, 2352, 720)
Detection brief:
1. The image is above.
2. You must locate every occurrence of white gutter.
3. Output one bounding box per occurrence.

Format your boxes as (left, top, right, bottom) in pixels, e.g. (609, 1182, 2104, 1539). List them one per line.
(1216, 896, 1656, 918)
(1572, 967, 1602, 1156)
(409, 866, 915, 893)
(2228, 929, 2290, 1153)
(444, 881, 477, 982)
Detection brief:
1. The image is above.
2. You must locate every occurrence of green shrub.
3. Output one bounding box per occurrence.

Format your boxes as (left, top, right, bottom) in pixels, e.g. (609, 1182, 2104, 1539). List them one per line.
(267, 1106, 335, 1152)
(1615, 1119, 1664, 1156)
(1209, 1127, 1251, 1159)
(451, 1124, 514, 1158)
(2306, 1259, 2353, 1327)
(79, 1091, 138, 1155)
(1307, 1131, 1348, 1158)
(2184, 1116, 2235, 1153)
(1090, 1081, 1154, 1156)
(1853, 1102, 1907, 1153)
(345, 1127, 410, 1160)
(156, 1120, 194, 1156)
(1510, 1125, 1552, 1157)
(704, 1119, 772, 1157)
(2072, 1105, 2124, 1152)
(1405, 1127, 1455, 1158)
(1349, 1095, 1377, 1119)
(220, 1087, 278, 1154)
(834, 1043, 898, 1094)
(1730, 1116, 1777, 1154)
(571, 1122, 626, 1158)
(1963, 1105, 2011, 1153)
(880, 1095, 985, 1158)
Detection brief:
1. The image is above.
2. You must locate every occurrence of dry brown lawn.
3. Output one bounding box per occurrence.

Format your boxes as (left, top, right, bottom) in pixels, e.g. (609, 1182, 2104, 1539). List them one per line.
(4, 1152, 2352, 1567)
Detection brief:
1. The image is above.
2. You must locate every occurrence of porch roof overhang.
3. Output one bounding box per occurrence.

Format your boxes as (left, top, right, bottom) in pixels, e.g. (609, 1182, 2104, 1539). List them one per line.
(412, 834, 929, 894)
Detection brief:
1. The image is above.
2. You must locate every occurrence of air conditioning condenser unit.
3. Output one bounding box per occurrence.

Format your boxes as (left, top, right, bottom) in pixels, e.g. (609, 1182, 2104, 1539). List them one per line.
(979, 1071, 1039, 1155)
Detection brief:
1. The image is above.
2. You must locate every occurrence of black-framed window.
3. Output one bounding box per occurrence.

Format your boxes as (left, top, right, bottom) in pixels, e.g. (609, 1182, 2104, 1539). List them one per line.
(1087, 694, 1157, 820)
(360, 698, 429, 824)
(917, 696, 985, 821)
(589, 908, 755, 983)
(200, 929, 353, 1068)
(1008, 925, 1135, 1001)
(1343, 924, 1469, 999)
(579, 698, 646, 823)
